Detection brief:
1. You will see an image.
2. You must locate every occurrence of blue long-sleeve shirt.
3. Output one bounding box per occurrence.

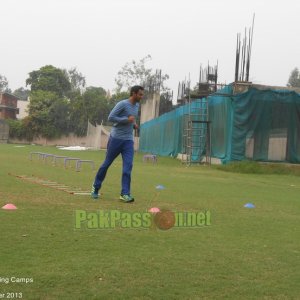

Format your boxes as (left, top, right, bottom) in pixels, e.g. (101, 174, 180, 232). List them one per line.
(108, 99, 139, 140)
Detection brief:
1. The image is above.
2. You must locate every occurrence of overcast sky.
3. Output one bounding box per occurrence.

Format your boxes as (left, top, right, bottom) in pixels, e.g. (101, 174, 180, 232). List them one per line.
(1, 0, 300, 97)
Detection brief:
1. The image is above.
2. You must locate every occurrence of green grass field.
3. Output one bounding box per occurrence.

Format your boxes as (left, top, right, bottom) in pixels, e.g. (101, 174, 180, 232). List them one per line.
(0, 144, 300, 300)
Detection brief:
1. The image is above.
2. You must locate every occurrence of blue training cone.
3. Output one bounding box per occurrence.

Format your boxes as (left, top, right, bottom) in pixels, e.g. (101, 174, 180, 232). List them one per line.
(244, 203, 255, 208)
(156, 185, 165, 190)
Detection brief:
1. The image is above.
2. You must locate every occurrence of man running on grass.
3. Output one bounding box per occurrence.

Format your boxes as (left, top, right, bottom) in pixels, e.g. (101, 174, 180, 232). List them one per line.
(91, 85, 144, 203)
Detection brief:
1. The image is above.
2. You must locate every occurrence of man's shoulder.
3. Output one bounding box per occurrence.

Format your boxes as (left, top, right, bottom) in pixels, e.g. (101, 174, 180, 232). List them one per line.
(117, 99, 129, 106)
(115, 99, 138, 108)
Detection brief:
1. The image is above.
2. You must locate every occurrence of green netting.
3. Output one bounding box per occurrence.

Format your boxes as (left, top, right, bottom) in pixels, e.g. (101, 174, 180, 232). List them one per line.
(139, 101, 187, 157)
(231, 88, 300, 163)
(208, 86, 233, 162)
(139, 85, 300, 164)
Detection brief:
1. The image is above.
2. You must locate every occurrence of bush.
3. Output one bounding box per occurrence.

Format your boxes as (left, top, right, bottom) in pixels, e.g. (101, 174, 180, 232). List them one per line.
(215, 160, 300, 176)
(7, 118, 34, 141)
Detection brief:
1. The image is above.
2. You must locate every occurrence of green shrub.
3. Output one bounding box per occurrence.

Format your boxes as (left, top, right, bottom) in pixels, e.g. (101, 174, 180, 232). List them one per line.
(215, 160, 300, 176)
(7, 118, 34, 141)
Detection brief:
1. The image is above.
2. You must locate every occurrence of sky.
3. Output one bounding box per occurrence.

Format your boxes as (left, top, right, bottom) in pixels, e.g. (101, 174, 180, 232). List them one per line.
(1, 0, 300, 99)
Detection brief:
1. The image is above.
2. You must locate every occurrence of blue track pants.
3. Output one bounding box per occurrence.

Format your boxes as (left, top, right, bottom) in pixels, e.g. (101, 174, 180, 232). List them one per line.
(93, 136, 134, 195)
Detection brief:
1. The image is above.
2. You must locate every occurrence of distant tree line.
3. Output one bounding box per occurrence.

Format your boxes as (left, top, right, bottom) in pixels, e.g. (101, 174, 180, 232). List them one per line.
(6, 65, 118, 140)
(1, 55, 173, 140)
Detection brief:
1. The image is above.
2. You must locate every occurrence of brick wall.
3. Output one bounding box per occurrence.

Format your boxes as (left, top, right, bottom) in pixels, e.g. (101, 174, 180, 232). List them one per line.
(0, 93, 19, 119)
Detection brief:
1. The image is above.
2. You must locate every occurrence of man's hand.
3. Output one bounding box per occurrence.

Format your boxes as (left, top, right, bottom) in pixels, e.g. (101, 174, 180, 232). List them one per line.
(133, 124, 139, 130)
(128, 115, 135, 123)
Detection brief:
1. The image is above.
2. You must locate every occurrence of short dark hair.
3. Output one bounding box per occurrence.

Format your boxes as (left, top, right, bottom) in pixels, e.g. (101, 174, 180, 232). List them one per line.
(130, 85, 144, 96)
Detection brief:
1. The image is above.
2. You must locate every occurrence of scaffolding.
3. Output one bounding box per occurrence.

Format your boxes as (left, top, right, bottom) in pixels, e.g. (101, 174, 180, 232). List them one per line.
(179, 64, 216, 165)
(182, 90, 211, 165)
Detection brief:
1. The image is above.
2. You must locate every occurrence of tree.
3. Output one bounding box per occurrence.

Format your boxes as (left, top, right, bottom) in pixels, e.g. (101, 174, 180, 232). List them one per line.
(23, 65, 72, 138)
(26, 65, 71, 97)
(115, 55, 171, 118)
(13, 87, 30, 100)
(159, 90, 173, 116)
(68, 86, 110, 135)
(68, 93, 88, 136)
(83, 86, 109, 125)
(28, 90, 69, 138)
(287, 68, 300, 88)
(0, 74, 11, 93)
(67, 67, 86, 92)
(115, 55, 169, 93)
(109, 91, 130, 108)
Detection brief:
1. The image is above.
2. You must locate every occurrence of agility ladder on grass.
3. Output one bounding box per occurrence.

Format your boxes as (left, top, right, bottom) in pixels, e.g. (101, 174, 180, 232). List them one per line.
(8, 173, 91, 195)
